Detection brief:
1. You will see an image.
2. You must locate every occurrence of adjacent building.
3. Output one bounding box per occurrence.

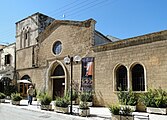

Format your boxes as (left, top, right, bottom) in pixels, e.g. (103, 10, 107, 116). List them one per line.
(0, 43, 15, 93)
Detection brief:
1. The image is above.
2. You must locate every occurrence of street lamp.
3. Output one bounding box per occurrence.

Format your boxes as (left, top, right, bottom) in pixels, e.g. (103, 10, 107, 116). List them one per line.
(64, 55, 81, 115)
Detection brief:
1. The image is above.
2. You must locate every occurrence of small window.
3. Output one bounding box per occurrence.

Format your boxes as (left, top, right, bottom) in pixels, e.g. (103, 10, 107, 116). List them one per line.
(52, 41, 62, 55)
(5, 54, 11, 65)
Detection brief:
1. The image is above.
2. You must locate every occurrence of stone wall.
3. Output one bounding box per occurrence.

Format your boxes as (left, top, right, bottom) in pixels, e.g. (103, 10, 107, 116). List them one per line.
(93, 30, 167, 106)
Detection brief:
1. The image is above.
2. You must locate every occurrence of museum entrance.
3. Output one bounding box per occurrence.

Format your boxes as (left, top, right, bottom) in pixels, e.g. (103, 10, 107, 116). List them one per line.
(51, 64, 65, 99)
(53, 78, 65, 98)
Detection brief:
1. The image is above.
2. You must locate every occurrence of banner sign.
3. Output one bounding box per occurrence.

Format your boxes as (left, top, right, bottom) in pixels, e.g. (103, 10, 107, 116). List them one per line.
(81, 57, 94, 91)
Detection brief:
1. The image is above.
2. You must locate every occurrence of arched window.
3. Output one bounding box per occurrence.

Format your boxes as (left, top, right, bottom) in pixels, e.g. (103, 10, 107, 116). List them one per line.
(131, 64, 145, 91)
(116, 65, 128, 91)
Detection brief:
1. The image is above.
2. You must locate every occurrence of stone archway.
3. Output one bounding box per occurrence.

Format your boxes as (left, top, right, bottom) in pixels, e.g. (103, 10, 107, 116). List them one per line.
(52, 65, 65, 98)
(18, 75, 32, 97)
(47, 61, 67, 99)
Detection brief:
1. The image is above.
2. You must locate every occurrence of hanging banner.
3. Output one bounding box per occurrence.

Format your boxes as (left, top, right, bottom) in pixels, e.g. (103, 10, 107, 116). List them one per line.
(81, 57, 94, 91)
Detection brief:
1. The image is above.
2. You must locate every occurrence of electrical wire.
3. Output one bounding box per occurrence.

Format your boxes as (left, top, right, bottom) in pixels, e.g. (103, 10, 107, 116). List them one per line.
(0, 0, 116, 43)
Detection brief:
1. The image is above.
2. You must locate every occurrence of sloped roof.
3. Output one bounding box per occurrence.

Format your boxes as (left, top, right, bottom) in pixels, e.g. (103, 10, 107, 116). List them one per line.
(37, 18, 96, 43)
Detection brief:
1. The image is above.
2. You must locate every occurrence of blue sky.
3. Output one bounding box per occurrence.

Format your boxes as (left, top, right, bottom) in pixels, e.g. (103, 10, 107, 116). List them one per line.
(0, 0, 166, 44)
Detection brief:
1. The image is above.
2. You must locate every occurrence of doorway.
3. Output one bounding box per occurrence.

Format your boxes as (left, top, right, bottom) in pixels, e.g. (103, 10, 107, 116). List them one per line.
(51, 64, 65, 99)
(53, 78, 65, 98)
(0, 82, 4, 92)
(19, 75, 31, 97)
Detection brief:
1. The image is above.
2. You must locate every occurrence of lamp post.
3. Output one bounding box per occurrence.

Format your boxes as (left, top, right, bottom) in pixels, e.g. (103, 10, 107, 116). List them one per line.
(64, 55, 81, 115)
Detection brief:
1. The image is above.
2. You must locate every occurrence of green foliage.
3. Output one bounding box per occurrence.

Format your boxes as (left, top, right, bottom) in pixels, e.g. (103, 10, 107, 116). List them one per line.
(121, 107, 132, 115)
(0, 92, 6, 99)
(11, 93, 22, 101)
(39, 93, 52, 105)
(55, 96, 70, 108)
(141, 88, 167, 108)
(67, 90, 78, 101)
(117, 89, 137, 106)
(108, 105, 121, 115)
(80, 92, 93, 102)
(4, 85, 16, 96)
(79, 102, 89, 109)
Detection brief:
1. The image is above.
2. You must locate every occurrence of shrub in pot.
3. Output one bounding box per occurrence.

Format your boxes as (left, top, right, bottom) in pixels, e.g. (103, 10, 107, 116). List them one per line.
(109, 105, 121, 115)
(80, 92, 93, 106)
(117, 89, 137, 111)
(11, 93, 22, 105)
(67, 90, 78, 104)
(141, 88, 167, 114)
(54, 96, 70, 113)
(39, 93, 52, 110)
(79, 101, 90, 117)
(0, 92, 6, 103)
(109, 104, 133, 120)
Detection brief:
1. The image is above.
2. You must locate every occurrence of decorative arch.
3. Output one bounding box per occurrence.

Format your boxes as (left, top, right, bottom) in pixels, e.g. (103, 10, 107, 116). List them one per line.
(21, 74, 31, 82)
(114, 64, 128, 91)
(47, 60, 67, 99)
(130, 63, 146, 91)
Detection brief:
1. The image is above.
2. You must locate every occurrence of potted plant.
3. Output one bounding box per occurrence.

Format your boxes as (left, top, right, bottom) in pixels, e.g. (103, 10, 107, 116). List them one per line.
(11, 93, 22, 105)
(141, 88, 167, 114)
(39, 93, 52, 110)
(54, 96, 70, 113)
(67, 90, 78, 104)
(80, 92, 93, 106)
(79, 101, 90, 117)
(0, 92, 6, 103)
(117, 89, 137, 111)
(109, 104, 133, 120)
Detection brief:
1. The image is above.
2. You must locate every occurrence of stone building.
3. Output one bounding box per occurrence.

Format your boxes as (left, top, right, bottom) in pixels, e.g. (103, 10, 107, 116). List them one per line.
(15, 12, 167, 106)
(0, 43, 15, 93)
(15, 12, 55, 96)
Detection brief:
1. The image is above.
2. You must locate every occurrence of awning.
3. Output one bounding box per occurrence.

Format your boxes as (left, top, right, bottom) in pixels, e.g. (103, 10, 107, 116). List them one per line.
(17, 79, 31, 84)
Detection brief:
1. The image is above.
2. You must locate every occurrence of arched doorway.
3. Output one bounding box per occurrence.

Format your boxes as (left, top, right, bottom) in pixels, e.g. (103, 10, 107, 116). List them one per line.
(18, 75, 32, 97)
(0, 77, 14, 96)
(51, 64, 65, 99)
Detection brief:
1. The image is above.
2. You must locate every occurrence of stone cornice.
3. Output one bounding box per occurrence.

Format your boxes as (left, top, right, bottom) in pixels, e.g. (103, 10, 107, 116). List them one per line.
(93, 30, 167, 52)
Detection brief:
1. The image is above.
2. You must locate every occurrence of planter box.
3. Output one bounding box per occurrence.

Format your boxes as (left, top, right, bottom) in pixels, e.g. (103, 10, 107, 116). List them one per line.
(80, 101, 93, 107)
(40, 105, 52, 110)
(0, 99, 5, 103)
(11, 100, 20, 105)
(79, 108, 90, 117)
(136, 102, 146, 112)
(112, 115, 133, 120)
(54, 106, 69, 113)
(119, 105, 136, 112)
(87, 102, 93, 107)
(147, 107, 167, 114)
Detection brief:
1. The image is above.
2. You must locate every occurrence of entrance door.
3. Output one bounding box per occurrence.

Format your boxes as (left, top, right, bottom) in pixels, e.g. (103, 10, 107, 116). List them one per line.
(51, 64, 65, 99)
(53, 78, 65, 99)
(0, 82, 4, 92)
(19, 83, 29, 97)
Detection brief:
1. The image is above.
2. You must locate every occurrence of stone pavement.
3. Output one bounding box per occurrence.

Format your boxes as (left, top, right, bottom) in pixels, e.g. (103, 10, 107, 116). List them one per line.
(1, 99, 111, 120)
(2, 100, 167, 120)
